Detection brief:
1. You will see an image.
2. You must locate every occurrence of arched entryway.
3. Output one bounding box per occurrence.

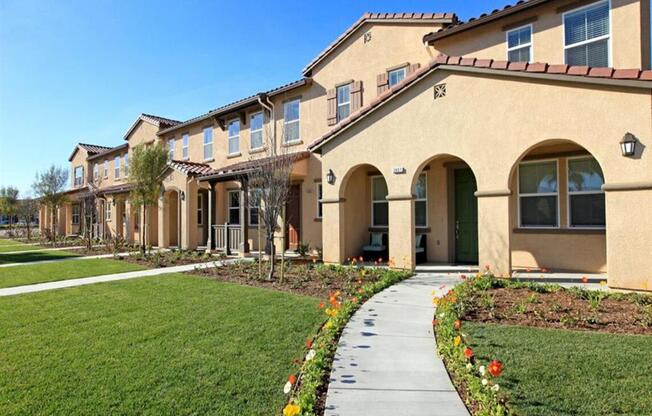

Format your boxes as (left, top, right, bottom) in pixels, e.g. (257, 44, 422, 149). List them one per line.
(508, 139, 607, 273)
(411, 155, 479, 265)
(163, 190, 180, 248)
(339, 163, 390, 262)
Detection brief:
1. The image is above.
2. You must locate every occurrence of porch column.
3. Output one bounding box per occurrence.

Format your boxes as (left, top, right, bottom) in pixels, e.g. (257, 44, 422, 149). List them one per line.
(321, 198, 346, 264)
(157, 194, 166, 248)
(476, 191, 512, 277)
(387, 195, 415, 270)
(206, 183, 213, 253)
(239, 178, 250, 256)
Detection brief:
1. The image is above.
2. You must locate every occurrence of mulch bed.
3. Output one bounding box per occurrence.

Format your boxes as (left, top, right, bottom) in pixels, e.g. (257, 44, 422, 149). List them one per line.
(463, 286, 652, 335)
(189, 260, 383, 298)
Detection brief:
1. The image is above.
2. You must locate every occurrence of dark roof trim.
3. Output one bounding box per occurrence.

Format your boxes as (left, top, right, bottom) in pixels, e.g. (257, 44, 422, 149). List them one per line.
(68, 143, 113, 162)
(156, 78, 311, 136)
(309, 55, 652, 153)
(87, 143, 129, 161)
(198, 151, 310, 182)
(423, 0, 551, 43)
(304, 12, 456, 76)
(124, 113, 181, 141)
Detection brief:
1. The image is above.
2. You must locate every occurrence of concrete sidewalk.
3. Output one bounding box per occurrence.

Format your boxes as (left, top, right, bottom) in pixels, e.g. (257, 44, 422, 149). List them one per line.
(324, 272, 469, 416)
(0, 259, 246, 297)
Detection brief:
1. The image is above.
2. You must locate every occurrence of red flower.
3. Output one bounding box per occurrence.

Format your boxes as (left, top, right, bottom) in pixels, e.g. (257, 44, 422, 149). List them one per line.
(432, 319, 438, 326)
(306, 338, 312, 349)
(454, 319, 462, 330)
(358, 256, 364, 262)
(288, 374, 297, 385)
(319, 301, 325, 309)
(581, 276, 589, 284)
(460, 274, 467, 280)
(464, 347, 473, 359)
(377, 257, 383, 263)
(488, 360, 503, 377)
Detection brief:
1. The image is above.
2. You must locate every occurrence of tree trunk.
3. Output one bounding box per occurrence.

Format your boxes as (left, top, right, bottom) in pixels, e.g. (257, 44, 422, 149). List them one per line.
(266, 233, 275, 281)
(140, 204, 146, 255)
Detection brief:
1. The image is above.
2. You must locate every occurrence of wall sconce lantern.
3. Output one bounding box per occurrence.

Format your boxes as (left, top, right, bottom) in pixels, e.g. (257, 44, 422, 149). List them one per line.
(620, 132, 637, 157)
(180, 191, 186, 201)
(326, 169, 336, 185)
(112, 199, 116, 207)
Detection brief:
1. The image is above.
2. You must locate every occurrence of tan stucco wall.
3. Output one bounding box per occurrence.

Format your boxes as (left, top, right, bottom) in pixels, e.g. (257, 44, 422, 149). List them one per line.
(319, 68, 651, 290)
(432, 0, 650, 69)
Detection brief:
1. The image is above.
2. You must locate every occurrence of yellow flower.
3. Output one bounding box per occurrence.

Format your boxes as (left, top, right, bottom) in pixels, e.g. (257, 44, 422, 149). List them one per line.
(600, 280, 607, 286)
(433, 298, 440, 306)
(453, 336, 461, 347)
(283, 403, 301, 416)
(325, 321, 333, 329)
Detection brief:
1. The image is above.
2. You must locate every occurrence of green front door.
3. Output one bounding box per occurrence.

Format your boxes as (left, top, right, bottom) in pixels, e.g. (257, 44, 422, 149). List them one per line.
(454, 168, 478, 264)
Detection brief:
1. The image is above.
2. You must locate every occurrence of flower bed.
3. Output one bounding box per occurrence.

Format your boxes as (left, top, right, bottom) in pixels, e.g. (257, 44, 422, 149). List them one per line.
(433, 271, 652, 415)
(115, 249, 217, 268)
(281, 266, 411, 416)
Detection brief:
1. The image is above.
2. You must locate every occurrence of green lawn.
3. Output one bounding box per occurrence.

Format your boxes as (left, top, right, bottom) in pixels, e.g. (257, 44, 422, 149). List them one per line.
(0, 239, 23, 245)
(0, 240, 43, 253)
(466, 322, 652, 416)
(0, 274, 324, 415)
(0, 258, 146, 288)
(0, 250, 80, 264)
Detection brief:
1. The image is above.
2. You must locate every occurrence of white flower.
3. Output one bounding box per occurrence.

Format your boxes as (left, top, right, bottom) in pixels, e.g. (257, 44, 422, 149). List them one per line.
(466, 363, 473, 370)
(439, 313, 445, 318)
(492, 384, 500, 392)
(479, 365, 486, 376)
(305, 349, 316, 361)
(283, 381, 292, 394)
(481, 378, 488, 386)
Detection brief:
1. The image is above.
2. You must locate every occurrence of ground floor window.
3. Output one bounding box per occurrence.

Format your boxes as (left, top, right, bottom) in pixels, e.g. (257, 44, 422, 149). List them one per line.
(567, 156, 605, 228)
(518, 160, 558, 228)
(371, 175, 388, 227)
(197, 194, 203, 225)
(414, 173, 427, 227)
(249, 189, 261, 226)
(316, 183, 323, 219)
(72, 204, 80, 225)
(105, 201, 112, 222)
(228, 190, 240, 225)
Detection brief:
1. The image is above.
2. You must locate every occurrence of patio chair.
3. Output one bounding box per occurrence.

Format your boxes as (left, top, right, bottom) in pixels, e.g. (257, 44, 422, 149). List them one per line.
(416, 234, 427, 264)
(362, 232, 387, 261)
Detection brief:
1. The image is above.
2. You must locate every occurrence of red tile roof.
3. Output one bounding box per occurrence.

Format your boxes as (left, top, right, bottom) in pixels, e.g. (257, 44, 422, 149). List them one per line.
(87, 143, 129, 161)
(423, 0, 550, 43)
(303, 12, 456, 76)
(124, 113, 182, 140)
(68, 143, 113, 161)
(199, 151, 311, 181)
(309, 54, 652, 152)
(168, 160, 216, 176)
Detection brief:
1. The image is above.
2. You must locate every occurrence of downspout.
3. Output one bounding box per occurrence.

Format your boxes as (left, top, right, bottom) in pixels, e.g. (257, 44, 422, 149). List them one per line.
(257, 93, 276, 155)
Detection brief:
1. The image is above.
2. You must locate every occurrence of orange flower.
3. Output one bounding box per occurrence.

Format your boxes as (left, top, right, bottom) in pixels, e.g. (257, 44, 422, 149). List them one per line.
(453, 336, 462, 347)
(464, 347, 473, 359)
(352, 297, 358, 303)
(358, 256, 364, 262)
(449, 296, 457, 304)
(288, 374, 297, 385)
(488, 360, 503, 377)
(306, 338, 312, 349)
(432, 319, 438, 326)
(541, 268, 549, 273)
(581, 276, 589, 284)
(318, 301, 325, 309)
(358, 288, 363, 294)
(454, 319, 462, 330)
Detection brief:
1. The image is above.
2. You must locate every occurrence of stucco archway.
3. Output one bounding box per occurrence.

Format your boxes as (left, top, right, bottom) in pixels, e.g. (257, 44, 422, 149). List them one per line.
(162, 189, 180, 248)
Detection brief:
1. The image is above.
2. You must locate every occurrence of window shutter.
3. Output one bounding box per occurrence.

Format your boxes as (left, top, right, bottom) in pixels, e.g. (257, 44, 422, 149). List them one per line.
(376, 73, 389, 95)
(406, 63, 421, 76)
(351, 81, 363, 113)
(327, 88, 337, 126)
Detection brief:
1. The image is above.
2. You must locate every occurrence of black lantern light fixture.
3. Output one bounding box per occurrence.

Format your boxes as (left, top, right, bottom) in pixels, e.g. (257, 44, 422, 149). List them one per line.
(620, 132, 637, 157)
(326, 169, 336, 185)
(180, 191, 186, 201)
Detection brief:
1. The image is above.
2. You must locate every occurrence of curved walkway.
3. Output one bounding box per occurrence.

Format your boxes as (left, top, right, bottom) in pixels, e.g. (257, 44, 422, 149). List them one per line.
(324, 271, 469, 416)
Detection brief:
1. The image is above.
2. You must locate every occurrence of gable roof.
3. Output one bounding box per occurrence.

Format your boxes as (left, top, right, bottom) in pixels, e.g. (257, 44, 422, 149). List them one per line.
(87, 143, 129, 161)
(68, 143, 113, 162)
(124, 113, 182, 140)
(302, 12, 457, 76)
(309, 54, 652, 152)
(423, 0, 551, 43)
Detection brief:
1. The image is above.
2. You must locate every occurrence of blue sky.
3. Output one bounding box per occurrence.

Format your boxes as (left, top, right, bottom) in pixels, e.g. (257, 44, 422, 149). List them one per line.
(0, 0, 628, 194)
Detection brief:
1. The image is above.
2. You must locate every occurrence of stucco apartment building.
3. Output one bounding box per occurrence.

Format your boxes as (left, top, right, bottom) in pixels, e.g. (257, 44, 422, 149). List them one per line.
(41, 0, 651, 291)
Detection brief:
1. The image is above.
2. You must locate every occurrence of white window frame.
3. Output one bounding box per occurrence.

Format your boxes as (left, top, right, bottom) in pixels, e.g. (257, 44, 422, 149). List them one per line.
(105, 201, 111, 222)
(197, 194, 203, 225)
(168, 138, 175, 160)
(182, 134, 189, 159)
(249, 111, 264, 151)
(506, 24, 533, 62)
(124, 153, 129, 176)
(93, 163, 99, 180)
(227, 119, 240, 155)
(72, 204, 80, 225)
(517, 158, 560, 229)
(336, 83, 351, 122)
(249, 188, 260, 226)
(103, 160, 109, 178)
(566, 156, 606, 230)
(562, 0, 612, 67)
(388, 66, 407, 87)
(203, 127, 213, 160)
(228, 189, 240, 224)
(114, 156, 120, 179)
(415, 172, 428, 227)
(316, 183, 323, 219)
(283, 99, 301, 144)
(73, 166, 84, 187)
(370, 175, 389, 227)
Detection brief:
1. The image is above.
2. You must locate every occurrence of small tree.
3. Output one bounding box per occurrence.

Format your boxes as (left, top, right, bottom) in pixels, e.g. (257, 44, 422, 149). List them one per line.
(128, 143, 168, 254)
(33, 165, 68, 244)
(0, 186, 20, 237)
(18, 195, 39, 241)
(80, 172, 104, 251)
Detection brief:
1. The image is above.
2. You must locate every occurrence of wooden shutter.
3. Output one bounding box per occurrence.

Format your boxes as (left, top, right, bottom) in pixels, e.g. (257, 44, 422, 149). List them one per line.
(376, 73, 389, 95)
(406, 63, 421, 76)
(326, 88, 337, 126)
(351, 81, 363, 113)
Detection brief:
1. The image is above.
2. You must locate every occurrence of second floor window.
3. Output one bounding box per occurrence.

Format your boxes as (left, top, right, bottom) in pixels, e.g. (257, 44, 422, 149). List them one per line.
(336, 84, 351, 122)
(74, 166, 83, 187)
(182, 134, 189, 159)
(228, 120, 240, 155)
(564, 0, 610, 67)
(203, 127, 213, 160)
(114, 156, 120, 179)
(124, 154, 129, 176)
(103, 160, 109, 178)
(388, 67, 406, 87)
(283, 99, 300, 143)
(250, 112, 264, 150)
(507, 25, 532, 62)
(168, 139, 175, 160)
(93, 164, 99, 180)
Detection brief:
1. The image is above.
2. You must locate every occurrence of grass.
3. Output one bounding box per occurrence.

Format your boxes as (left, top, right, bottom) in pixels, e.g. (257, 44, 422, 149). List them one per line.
(0, 274, 324, 415)
(0, 258, 147, 288)
(0, 239, 43, 253)
(465, 322, 652, 416)
(0, 250, 80, 264)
